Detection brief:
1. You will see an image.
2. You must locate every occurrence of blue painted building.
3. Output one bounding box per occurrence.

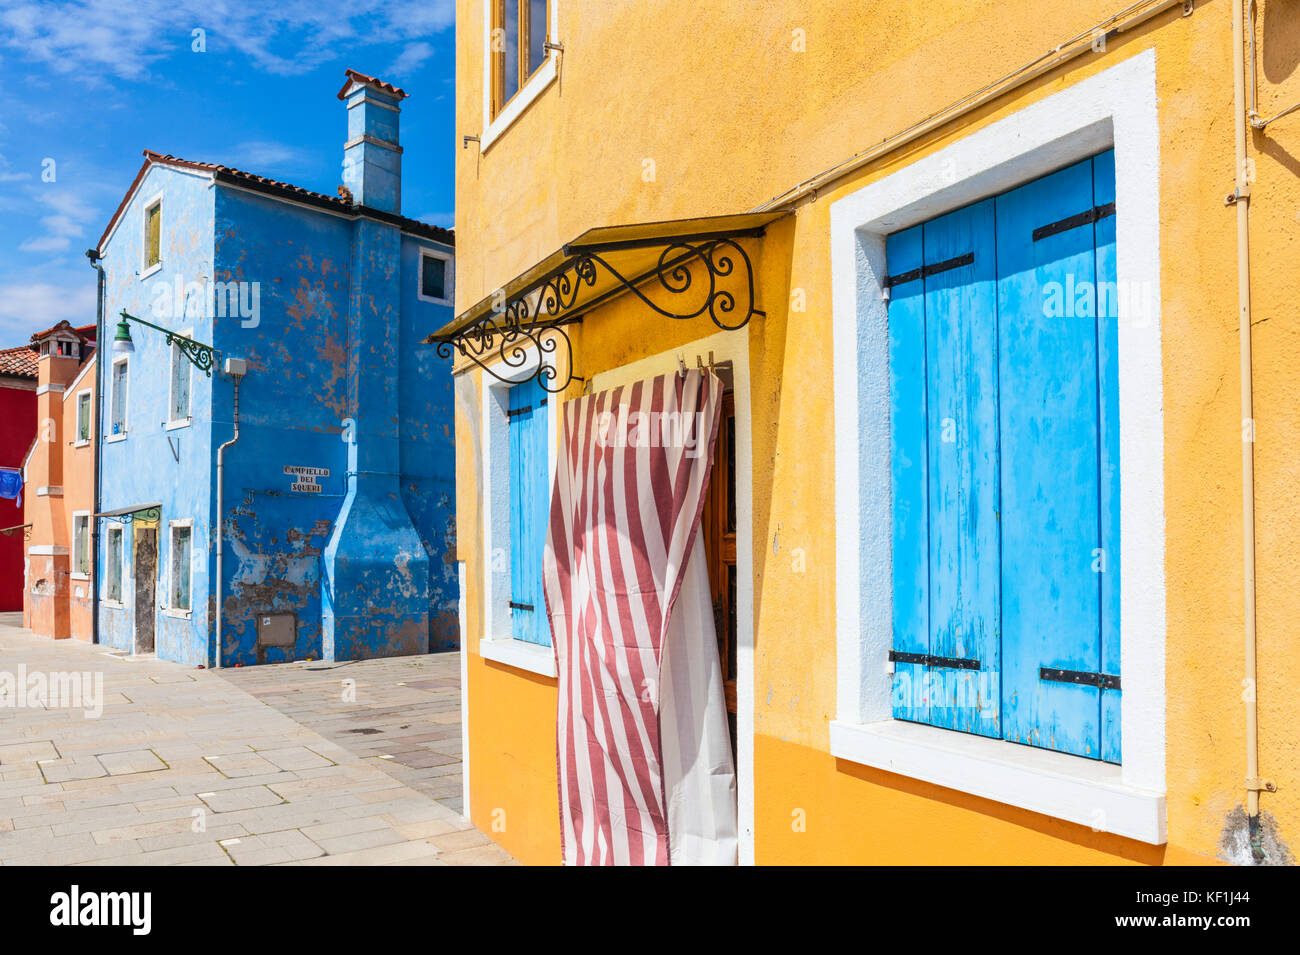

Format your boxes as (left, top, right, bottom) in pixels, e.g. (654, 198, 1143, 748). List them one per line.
(92, 70, 458, 667)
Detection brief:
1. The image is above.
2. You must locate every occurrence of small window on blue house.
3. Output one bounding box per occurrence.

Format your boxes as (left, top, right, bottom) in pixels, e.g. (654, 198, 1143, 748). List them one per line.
(110, 358, 128, 436)
(419, 249, 451, 304)
(886, 150, 1121, 763)
(507, 376, 550, 646)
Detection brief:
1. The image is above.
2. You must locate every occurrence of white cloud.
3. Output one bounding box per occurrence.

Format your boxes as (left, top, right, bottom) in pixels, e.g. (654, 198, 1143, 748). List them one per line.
(0, 0, 456, 81)
(0, 277, 97, 344)
(223, 140, 313, 172)
(14, 186, 98, 256)
(387, 41, 435, 79)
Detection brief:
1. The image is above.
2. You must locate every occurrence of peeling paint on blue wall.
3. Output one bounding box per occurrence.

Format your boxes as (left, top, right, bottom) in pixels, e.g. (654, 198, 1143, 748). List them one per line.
(95, 80, 456, 667)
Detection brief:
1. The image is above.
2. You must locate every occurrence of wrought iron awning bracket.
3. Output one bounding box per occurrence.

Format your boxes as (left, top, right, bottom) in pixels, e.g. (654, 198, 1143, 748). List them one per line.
(430, 227, 766, 393)
(95, 505, 161, 525)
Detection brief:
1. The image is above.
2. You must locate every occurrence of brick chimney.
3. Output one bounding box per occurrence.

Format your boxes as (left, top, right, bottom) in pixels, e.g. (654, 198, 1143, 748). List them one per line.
(337, 69, 407, 214)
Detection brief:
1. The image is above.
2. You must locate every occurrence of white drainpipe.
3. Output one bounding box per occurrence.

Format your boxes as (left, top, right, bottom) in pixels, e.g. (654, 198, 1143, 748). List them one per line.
(214, 358, 246, 669)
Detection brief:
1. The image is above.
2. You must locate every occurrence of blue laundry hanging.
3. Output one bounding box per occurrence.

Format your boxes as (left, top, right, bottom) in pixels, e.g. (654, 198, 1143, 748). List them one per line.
(0, 468, 23, 508)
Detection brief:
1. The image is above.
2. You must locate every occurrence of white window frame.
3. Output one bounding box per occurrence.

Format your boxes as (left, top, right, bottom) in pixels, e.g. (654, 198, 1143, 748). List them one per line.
(478, 345, 559, 677)
(108, 354, 129, 442)
(165, 518, 194, 618)
(166, 326, 193, 429)
(103, 521, 126, 607)
(74, 388, 92, 447)
(417, 246, 454, 306)
(829, 51, 1166, 845)
(480, 0, 560, 152)
(141, 193, 163, 279)
(71, 511, 91, 579)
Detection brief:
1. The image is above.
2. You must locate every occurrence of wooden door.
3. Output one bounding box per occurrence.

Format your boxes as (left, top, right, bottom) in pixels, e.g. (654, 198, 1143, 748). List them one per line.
(703, 391, 737, 758)
(134, 525, 156, 654)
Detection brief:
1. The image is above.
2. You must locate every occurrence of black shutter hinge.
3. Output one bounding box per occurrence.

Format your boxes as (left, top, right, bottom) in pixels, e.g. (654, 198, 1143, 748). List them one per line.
(508, 601, 535, 612)
(1039, 666, 1120, 690)
(1032, 201, 1116, 242)
(889, 649, 981, 671)
(883, 251, 975, 290)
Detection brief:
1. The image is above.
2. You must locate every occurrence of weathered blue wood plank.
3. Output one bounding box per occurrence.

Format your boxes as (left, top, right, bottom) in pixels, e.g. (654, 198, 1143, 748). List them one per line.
(923, 199, 1001, 738)
(1093, 149, 1123, 764)
(509, 377, 551, 645)
(887, 225, 929, 725)
(996, 158, 1103, 759)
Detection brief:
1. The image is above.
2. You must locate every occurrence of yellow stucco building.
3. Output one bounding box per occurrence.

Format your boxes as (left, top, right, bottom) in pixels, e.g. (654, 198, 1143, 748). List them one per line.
(443, 0, 1299, 865)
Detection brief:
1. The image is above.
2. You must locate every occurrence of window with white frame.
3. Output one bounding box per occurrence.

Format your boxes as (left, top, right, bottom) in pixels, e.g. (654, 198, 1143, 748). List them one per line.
(110, 357, 128, 437)
(479, 351, 559, 676)
(144, 197, 162, 273)
(169, 338, 191, 423)
(106, 525, 123, 603)
(492, 0, 550, 115)
(72, 513, 90, 577)
(482, 0, 558, 150)
(169, 521, 192, 612)
(418, 248, 453, 305)
(75, 390, 92, 445)
(829, 52, 1166, 844)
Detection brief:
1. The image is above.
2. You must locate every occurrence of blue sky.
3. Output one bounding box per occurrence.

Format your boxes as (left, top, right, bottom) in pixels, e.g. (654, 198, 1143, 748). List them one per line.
(0, 0, 457, 344)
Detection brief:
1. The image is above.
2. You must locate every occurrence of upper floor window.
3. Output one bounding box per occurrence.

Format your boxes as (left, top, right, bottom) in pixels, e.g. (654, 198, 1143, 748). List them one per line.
(170, 339, 191, 424)
(75, 390, 92, 445)
(55, 339, 78, 358)
(110, 357, 129, 437)
(418, 248, 453, 305)
(143, 198, 162, 274)
(493, 0, 549, 115)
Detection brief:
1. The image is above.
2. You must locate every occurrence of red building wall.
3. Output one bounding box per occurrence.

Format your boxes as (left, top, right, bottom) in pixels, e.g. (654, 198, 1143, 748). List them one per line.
(0, 379, 37, 611)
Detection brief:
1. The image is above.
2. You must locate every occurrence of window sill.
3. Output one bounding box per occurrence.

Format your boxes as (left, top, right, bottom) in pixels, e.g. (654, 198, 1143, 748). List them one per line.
(481, 54, 558, 153)
(162, 607, 192, 620)
(165, 418, 192, 432)
(70, 573, 90, 581)
(105, 433, 128, 443)
(829, 719, 1166, 845)
(478, 636, 556, 678)
(141, 262, 163, 281)
(74, 439, 90, 448)
(102, 599, 126, 609)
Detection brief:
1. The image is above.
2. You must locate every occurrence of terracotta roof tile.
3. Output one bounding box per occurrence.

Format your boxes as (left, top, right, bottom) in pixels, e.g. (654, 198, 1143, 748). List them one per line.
(0, 345, 37, 379)
(97, 150, 452, 252)
(337, 69, 408, 101)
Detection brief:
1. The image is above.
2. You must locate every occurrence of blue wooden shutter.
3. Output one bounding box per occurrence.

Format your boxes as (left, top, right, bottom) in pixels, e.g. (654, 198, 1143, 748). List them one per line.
(888, 225, 930, 725)
(996, 154, 1119, 760)
(508, 378, 551, 645)
(923, 200, 1001, 738)
(1093, 150, 1122, 764)
(888, 201, 1001, 739)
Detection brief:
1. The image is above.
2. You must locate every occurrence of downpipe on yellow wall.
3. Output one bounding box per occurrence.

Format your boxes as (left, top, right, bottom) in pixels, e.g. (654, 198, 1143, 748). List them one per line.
(1231, 0, 1269, 862)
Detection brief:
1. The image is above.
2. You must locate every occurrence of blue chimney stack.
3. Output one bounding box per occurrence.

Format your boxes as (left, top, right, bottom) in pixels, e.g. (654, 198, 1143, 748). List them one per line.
(338, 69, 406, 213)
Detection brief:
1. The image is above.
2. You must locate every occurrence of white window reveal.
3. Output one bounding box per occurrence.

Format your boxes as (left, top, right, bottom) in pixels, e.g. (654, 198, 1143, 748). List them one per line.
(418, 248, 453, 305)
(169, 522, 192, 612)
(76, 390, 92, 445)
(106, 525, 124, 603)
(169, 338, 191, 424)
(110, 357, 129, 438)
(72, 513, 90, 577)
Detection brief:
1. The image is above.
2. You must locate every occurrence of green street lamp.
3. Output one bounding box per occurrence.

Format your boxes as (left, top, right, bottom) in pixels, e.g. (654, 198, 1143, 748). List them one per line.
(113, 310, 218, 377)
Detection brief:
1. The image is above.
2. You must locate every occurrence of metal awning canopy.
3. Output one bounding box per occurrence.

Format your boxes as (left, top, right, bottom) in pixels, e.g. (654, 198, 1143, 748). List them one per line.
(426, 211, 787, 391)
(95, 503, 162, 522)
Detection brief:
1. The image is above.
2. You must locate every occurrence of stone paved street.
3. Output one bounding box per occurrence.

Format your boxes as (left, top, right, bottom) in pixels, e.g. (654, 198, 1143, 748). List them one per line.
(0, 616, 514, 866)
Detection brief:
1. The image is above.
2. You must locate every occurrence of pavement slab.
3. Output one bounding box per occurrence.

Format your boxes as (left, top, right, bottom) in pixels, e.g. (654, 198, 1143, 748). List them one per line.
(0, 621, 513, 866)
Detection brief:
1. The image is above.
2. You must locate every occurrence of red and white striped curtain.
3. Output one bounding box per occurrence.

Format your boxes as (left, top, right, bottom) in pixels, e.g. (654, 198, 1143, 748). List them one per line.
(543, 368, 737, 865)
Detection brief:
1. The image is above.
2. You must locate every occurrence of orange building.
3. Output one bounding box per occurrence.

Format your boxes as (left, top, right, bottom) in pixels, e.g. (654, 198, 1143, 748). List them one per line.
(23, 321, 98, 641)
